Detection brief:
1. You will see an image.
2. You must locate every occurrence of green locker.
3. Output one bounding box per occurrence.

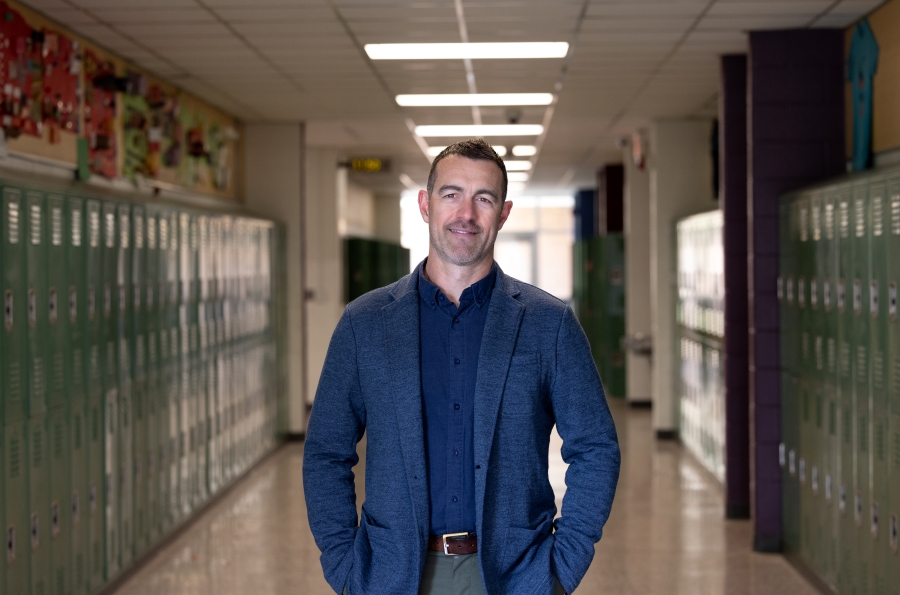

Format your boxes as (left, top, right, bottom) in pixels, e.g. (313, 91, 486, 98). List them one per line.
(28, 413, 51, 595)
(1, 184, 28, 595)
(26, 190, 53, 595)
(852, 180, 872, 593)
(131, 205, 149, 557)
(779, 194, 799, 554)
(178, 212, 193, 518)
(164, 210, 182, 526)
(66, 196, 89, 595)
(888, 176, 900, 595)
(26, 190, 49, 419)
(869, 179, 890, 595)
(796, 193, 814, 569)
(4, 420, 28, 595)
(116, 203, 134, 570)
(809, 191, 827, 579)
(835, 186, 857, 594)
(47, 193, 71, 595)
(101, 201, 120, 580)
(84, 199, 105, 592)
(142, 207, 160, 546)
(822, 189, 840, 589)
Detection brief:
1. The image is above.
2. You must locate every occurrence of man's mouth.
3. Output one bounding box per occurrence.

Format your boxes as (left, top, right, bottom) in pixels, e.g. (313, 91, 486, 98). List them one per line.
(449, 228, 478, 235)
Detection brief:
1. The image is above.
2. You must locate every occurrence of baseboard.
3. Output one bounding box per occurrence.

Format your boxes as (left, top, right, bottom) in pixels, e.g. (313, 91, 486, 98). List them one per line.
(752, 533, 783, 553)
(655, 429, 677, 440)
(627, 400, 652, 409)
(284, 432, 306, 442)
(725, 504, 751, 519)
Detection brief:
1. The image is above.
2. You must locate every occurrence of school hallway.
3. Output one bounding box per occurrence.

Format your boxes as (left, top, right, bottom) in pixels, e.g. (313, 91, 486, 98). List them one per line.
(109, 399, 820, 595)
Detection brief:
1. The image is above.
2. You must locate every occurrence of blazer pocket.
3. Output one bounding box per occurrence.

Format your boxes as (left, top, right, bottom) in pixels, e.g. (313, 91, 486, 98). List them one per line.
(502, 353, 543, 417)
(500, 525, 553, 573)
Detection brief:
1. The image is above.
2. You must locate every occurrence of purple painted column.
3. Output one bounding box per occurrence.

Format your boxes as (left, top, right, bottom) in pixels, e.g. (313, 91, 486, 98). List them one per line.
(747, 29, 845, 552)
(720, 54, 750, 520)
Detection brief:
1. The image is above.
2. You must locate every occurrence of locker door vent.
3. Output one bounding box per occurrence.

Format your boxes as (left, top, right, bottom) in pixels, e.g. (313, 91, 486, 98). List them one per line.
(51, 206, 62, 246)
(8, 198, 19, 243)
(70, 207, 81, 247)
(10, 434, 21, 478)
(30, 203, 41, 245)
(32, 426, 43, 468)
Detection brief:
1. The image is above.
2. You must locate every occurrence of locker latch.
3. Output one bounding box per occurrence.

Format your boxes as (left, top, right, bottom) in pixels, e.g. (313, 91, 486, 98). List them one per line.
(7, 527, 14, 564)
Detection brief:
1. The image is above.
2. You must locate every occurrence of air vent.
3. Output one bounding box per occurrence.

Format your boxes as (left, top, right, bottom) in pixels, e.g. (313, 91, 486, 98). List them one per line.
(70, 207, 82, 247)
(134, 215, 144, 249)
(30, 203, 41, 245)
(104, 212, 114, 248)
(7, 199, 19, 244)
(89, 210, 99, 247)
(120, 214, 129, 248)
(51, 206, 62, 246)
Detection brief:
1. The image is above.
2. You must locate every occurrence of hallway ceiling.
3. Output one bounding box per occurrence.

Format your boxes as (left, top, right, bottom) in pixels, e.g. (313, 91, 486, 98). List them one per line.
(23, 0, 885, 195)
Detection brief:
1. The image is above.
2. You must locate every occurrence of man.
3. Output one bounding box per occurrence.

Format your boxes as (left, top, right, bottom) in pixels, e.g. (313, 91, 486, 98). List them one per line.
(304, 139, 620, 595)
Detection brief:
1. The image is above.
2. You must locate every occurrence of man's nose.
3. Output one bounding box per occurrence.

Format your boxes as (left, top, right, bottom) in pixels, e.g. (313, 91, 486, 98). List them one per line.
(457, 197, 477, 221)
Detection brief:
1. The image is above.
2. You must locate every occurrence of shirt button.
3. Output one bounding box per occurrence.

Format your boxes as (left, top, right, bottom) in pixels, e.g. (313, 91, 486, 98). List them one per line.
(454, 358, 460, 365)
(453, 317, 459, 324)
(452, 496, 459, 503)
(454, 403, 460, 410)
(452, 449, 459, 456)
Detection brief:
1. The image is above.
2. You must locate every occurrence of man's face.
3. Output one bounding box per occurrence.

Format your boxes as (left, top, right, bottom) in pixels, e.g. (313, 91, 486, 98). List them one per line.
(418, 155, 512, 268)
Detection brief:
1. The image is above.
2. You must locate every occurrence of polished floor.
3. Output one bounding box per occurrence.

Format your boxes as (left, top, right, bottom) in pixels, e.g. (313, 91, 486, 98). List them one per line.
(113, 399, 821, 595)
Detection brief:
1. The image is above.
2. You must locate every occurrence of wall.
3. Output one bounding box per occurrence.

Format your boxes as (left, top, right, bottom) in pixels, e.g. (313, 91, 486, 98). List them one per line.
(374, 193, 402, 243)
(649, 118, 717, 435)
(305, 148, 344, 408)
(623, 144, 653, 404)
(243, 123, 307, 434)
(338, 170, 376, 237)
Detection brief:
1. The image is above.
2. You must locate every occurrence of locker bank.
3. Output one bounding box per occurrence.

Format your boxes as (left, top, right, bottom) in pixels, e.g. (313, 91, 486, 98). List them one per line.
(0, 0, 895, 593)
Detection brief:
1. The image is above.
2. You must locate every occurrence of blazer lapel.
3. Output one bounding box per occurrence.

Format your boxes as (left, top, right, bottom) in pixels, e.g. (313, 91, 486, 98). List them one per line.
(473, 270, 524, 523)
(381, 279, 430, 539)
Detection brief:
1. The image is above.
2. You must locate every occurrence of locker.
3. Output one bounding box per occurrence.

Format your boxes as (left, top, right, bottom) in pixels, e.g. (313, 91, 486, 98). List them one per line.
(851, 181, 872, 593)
(796, 193, 813, 569)
(131, 205, 149, 557)
(28, 412, 51, 595)
(49, 405, 70, 595)
(47, 193, 70, 595)
(26, 190, 49, 419)
(84, 199, 105, 592)
(26, 191, 53, 595)
(67, 193, 89, 595)
(4, 420, 29, 595)
(178, 212, 193, 518)
(164, 210, 182, 526)
(887, 175, 900, 595)
(154, 208, 172, 536)
(101, 201, 120, 580)
(821, 189, 840, 589)
(116, 203, 134, 569)
(142, 208, 159, 546)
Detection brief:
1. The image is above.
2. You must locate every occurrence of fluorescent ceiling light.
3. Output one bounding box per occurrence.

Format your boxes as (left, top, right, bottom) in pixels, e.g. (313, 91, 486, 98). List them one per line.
(397, 93, 553, 107)
(399, 173, 420, 190)
(503, 160, 532, 171)
(366, 42, 568, 60)
(507, 182, 527, 195)
(507, 172, 530, 182)
(512, 145, 537, 157)
(416, 124, 543, 137)
(428, 145, 507, 157)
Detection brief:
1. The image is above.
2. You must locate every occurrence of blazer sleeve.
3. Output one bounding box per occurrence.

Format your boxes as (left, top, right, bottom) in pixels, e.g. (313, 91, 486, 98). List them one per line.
(303, 308, 367, 594)
(549, 306, 621, 593)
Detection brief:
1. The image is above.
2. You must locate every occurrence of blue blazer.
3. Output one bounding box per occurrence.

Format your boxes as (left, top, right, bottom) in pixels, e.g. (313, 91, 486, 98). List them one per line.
(303, 266, 620, 595)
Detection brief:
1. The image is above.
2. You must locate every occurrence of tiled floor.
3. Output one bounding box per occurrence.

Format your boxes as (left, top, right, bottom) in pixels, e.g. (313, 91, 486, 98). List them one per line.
(113, 399, 821, 595)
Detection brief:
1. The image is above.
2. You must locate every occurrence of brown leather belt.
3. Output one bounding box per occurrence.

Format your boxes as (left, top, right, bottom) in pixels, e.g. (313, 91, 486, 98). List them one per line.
(427, 532, 478, 555)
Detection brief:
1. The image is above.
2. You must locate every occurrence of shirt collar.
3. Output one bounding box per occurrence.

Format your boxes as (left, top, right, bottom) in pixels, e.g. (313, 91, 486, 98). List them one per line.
(417, 259, 498, 309)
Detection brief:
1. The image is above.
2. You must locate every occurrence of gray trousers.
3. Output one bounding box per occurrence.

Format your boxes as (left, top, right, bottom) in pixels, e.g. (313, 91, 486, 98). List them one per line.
(344, 552, 567, 594)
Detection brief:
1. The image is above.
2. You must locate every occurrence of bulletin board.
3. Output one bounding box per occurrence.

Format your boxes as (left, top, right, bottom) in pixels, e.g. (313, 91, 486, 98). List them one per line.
(0, 0, 241, 201)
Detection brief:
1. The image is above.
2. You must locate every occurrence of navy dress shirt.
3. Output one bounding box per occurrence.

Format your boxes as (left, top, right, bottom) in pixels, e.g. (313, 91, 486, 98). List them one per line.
(418, 260, 497, 536)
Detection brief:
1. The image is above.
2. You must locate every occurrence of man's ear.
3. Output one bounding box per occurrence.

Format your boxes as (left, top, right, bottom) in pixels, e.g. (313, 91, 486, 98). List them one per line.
(497, 200, 513, 231)
(418, 189, 430, 223)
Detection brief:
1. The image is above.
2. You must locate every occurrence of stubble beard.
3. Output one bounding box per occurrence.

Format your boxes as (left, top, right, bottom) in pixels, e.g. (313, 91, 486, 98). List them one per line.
(429, 219, 494, 267)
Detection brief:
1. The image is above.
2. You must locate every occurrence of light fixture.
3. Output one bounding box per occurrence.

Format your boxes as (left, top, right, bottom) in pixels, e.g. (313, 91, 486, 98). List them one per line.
(427, 146, 507, 157)
(365, 42, 569, 60)
(507, 182, 527, 195)
(507, 172, 530, 182)
(503, 161, 532, 171)
(415, 124, 543, 137)
(397, 93, 553, 107)
(399, 173, 420, 190)
(512, 145, 537, 156)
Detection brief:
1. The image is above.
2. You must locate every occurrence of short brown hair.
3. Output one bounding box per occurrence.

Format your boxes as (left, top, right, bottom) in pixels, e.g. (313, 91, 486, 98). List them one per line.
(426, 138, 508, 200)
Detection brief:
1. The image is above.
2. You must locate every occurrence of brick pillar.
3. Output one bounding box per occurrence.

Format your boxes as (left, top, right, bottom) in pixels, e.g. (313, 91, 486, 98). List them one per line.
(721, 54, 751, 520)
(747, 29, 845, 552)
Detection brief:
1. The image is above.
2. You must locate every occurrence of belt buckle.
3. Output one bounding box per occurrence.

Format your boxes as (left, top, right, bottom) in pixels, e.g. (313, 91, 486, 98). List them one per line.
(442, 532, 470, 556)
